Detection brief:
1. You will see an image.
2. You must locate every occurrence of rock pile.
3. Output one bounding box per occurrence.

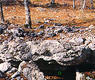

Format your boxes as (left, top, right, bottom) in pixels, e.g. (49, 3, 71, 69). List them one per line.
(0, 24, 95, 79)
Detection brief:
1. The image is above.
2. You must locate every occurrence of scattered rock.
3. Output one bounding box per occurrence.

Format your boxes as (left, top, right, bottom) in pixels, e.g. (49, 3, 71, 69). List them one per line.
(21, 52, 32, 61)
(54, 23, 62, 26)
(7, 67, 17, 74)
(0, 71, 6, 78)
(18, 61, 27, 72)
(30, 33, 38, 37)
(16, 76, 22, 80)
(37, 31, 44, 36)
(22, 61, 46, 80)
(48, 33, 56, 37)
(11, 71, 20, 78)
(89, 25, 95, 29)
(0, 26, 3, 34)
(0, 59, 3, 64)
(69, 37, 85, 45)
(39, 25, 44, 29)
(16, 28, 25, 37)
(63, 26, 73, 33)
(22, 68, 31, 79)
(54, 28, 63, 33)
(3, 53, 13, 61)
(0, 62, 11, 72)
(63, 26, 79, 33)
(11, 28, 25, 37)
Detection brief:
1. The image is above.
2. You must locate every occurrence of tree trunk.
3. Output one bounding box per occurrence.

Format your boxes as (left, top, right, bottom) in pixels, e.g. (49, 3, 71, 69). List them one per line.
(24, 0, 32, 28)
(51, 0, 55, 4)
(73, 0, 75, 9)
(82, 0, 86, 9)
(90, 0, 94, 9)
(0, 1, 4, 23)
(76, 69, 85, 80)
(80, 0, 83, 8)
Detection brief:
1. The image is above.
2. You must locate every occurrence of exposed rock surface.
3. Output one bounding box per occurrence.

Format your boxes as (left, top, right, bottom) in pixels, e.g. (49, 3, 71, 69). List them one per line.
(0, 62, 11, 73)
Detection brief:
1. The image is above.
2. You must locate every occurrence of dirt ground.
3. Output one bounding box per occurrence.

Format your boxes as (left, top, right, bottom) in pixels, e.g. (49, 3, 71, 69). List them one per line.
(2, 0, 95, 27)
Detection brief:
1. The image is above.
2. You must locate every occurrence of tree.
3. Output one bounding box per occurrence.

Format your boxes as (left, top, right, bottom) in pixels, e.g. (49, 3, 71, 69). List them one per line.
(0, 1, 4, 23)
(51, 0, 55, 4)
(82, 0, 86, 9)
(76, 69, 84, 80)
(90, 0, 94, 9)
(24, 0, 32, 28)
(73, 0, 75, 9)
